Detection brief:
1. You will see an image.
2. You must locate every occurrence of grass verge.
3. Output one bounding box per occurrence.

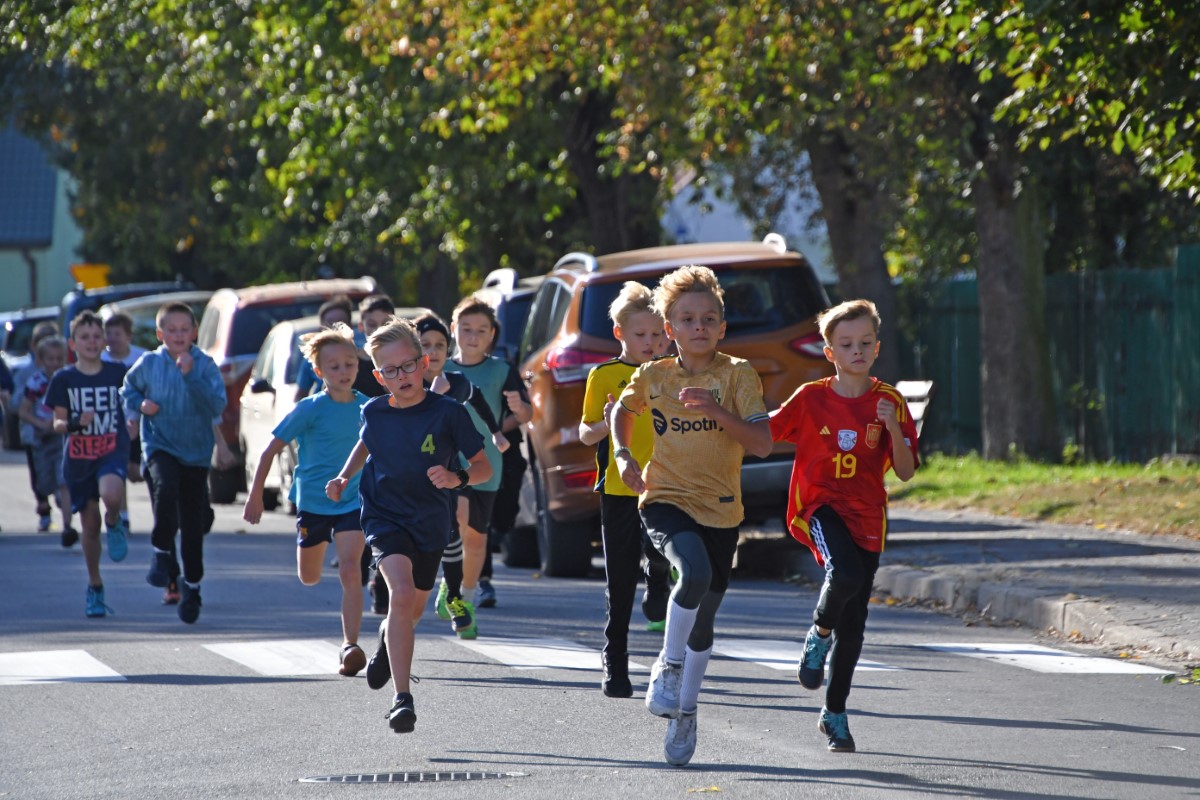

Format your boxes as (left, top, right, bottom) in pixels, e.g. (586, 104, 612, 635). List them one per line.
(889, 453, 1200, 541)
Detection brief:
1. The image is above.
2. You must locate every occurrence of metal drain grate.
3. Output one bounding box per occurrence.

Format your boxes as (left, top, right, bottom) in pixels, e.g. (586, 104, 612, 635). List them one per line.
(300, 771, 528, 784)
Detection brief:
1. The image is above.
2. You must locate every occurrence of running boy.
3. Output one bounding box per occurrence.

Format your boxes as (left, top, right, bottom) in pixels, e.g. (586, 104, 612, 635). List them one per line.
(611, 265, 772, 766)
(18, 335, 76, 545)
(46, 311, 131, 617)
(243, 323, 370, 676)
(102, 311, 147, 528)
(445, 295, 531, 609)
(122, 301, 226, 624)
(415, 313, 507, 640)
(579, 281, 672, 698)
(769, 298, 918, 753)
(326, 317, 490, 734)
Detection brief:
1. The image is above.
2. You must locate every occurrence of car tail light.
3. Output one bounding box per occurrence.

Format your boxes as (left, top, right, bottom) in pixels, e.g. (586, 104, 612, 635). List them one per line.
(545, 346, 611, 384)
(561, 468, 597, 490)
(788, 332, 826, 359)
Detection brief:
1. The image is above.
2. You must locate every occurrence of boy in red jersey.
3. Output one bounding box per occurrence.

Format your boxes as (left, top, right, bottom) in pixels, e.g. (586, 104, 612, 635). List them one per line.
(769, 299, 918, 753)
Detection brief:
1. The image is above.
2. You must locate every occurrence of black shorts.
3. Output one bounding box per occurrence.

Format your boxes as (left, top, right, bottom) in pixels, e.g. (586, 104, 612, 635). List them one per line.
(370, 529, 444, 591)
(460, 487, 496, 533)
(296, 509, 362, 548)
(640, 502, 739, 594)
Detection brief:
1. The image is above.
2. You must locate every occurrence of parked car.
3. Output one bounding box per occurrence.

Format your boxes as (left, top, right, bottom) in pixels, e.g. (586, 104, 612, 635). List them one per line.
(1, 305, 59, 449)
(58, 279, 197, 336)
(475, 268, 544, 367)
(239, 304, 432, 513)
(98, 290, 215, 352)
(196, 277, 378, 504)
(518, 235, 833, 576)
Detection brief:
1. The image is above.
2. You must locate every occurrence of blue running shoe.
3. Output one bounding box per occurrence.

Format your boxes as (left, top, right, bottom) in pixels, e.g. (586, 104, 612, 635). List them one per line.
(85, 585, 112, 618)
(797, 625, 832, 690)
(106, 519, 129, 563)
(473, 578, 496, 608)
(818, 707, 856, 752)
(146, 551, 172, 588)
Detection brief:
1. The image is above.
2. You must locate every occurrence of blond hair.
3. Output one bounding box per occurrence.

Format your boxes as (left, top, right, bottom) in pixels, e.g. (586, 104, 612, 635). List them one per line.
(299, 322, 357, 370)
(652, 265, 724, 321)
(609, 282, 660, 328)
(817, 299, 881, 344)
(365, 316, 421, 364)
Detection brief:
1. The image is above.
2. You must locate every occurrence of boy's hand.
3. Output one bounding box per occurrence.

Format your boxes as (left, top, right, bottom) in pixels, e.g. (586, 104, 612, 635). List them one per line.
(326, 476, 348, 502)
(602, 393, 617, 421)
(427, 465, 460, 489)
(78, 410, 96, 429)
(242, 496, 264, 525)
(430, 373, 451, 395)
(503, 389, 525, 414)
(126, 419, 139, 438)
(140, 399, 160, 416)
(492, 431, 510, 453)
(876, 398, 900, 431)
(616, 451, 645, 493)
(214, 441, 236, 471)
(678, 387, 718, 414)
(176, 350, 193, 375)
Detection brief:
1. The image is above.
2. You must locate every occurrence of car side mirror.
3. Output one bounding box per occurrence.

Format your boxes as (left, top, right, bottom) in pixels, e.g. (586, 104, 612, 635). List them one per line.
(250, 378, 275, 394)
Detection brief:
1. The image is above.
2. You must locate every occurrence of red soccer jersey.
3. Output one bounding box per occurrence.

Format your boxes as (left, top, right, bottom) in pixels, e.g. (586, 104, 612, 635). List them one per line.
(769, 377, 920, 563)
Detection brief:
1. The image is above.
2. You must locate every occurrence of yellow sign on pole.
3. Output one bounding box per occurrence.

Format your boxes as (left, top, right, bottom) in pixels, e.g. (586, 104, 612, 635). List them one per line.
(70, 263, 111, 289)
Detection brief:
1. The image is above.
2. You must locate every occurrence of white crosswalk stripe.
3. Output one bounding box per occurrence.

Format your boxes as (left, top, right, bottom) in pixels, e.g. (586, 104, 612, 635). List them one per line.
(713, 638, 900, 672)
(922, 642, 1172, 674)
(203, 639, 343, 676)
(0, 649, 125, 685)
(446, 636, 649, 671)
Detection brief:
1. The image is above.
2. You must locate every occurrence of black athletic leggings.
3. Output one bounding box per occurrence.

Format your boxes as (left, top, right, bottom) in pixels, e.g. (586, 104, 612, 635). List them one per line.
(809, 505, 881, 714)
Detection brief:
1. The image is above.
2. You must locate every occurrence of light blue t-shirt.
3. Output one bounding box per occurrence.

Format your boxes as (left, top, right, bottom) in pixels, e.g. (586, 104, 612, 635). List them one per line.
(273, 390, 367, 515)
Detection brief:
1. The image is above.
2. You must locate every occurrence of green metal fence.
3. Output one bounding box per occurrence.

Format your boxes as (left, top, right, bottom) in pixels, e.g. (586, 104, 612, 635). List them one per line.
(902, 244, 1200, 461)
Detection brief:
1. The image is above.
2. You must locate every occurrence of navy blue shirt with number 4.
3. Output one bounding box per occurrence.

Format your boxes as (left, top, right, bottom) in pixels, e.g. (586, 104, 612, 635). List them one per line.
(358, 391, 484, 551)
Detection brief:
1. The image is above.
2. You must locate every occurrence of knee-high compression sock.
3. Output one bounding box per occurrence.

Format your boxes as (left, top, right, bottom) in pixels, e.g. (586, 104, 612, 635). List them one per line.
(679, 646, 712, 714)
(662, 601, 699, 664)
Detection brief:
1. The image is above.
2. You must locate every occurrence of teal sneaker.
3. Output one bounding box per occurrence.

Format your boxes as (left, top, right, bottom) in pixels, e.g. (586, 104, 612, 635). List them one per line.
(106, 519, 129, 563)
(434, 579, 451, 621)
(85, 585, 111, 618)
(818, 707, 856, 752)
(797, 625, 832, 690)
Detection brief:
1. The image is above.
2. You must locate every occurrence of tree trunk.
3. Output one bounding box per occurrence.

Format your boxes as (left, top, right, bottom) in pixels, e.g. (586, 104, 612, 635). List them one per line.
(415, 251, 462, 320)
(803, 127, 900, 382)
(562, 91, 661, 255)
(971, 136, 1059, 459)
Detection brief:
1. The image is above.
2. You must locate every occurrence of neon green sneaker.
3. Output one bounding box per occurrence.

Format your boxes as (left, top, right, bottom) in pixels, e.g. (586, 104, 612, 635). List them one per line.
(449, 597, 477, 639)
(434, 579, 451, 621)
(645, 619, 665, 633)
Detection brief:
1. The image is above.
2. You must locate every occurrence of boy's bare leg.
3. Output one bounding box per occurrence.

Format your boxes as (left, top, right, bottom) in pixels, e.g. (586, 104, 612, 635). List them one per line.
(79, 501, 102, 586)
(99, 474, 124, 528)
(56, 486, 72, 532)
(457, 496, 485, 594)
(379, 554, 431, 695)
(333, 530, 366, 645)
(297, 542, 328, 586)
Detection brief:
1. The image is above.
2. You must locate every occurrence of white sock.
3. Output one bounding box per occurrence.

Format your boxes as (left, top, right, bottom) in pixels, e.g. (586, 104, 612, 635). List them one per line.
(679, 646, 711, 714)
(662, 601, 698, 664)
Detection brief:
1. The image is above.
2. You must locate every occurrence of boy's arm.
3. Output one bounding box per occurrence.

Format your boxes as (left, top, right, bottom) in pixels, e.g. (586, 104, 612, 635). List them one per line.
(17, 394, 48, 430)
(678, 387, 773, 457)
(579, 394, 617, 446)
(877, 397, 917, 481)
(428, 446, 493, 489)
(189, 358, 229, 420)
(121, 365, 148, 417)
(610, 403, 645, 493)
(243, 437, 288, 524)
(501, 365, 532, 427)
(578, 369, 611, 446)
(326, 440, 370, 501)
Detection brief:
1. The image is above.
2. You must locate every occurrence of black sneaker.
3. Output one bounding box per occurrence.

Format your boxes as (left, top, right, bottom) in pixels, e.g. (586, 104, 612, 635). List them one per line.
(61, 526, 79, 548)
(365, 619, 391, 690)
(818, 707, 856, 753)
(601, 653, 632, 698)
(178, 583, 202, 624)
(387, 692, 416, 734)
(146, 551, 173, 588)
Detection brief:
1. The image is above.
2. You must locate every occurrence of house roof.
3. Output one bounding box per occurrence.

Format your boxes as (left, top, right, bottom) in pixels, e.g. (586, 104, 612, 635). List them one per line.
(0, 127, 57, 248)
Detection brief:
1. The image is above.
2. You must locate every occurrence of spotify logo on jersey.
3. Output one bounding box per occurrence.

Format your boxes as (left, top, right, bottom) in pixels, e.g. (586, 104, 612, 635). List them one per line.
(652, 408, 668, 435)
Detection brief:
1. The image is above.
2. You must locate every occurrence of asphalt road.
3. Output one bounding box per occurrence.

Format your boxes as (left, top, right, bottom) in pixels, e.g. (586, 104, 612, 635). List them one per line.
(0, 449, 1196, 799)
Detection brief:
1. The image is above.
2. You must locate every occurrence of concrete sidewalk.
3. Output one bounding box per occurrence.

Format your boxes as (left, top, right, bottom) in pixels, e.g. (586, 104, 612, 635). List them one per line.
(739, 506, 1200, 668)
(872, 508, 1200, 666)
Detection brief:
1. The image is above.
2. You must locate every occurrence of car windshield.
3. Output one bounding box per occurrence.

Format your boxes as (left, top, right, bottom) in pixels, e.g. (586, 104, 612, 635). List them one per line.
(496, 293, 535, 352)
(579, 264, 828, 340)
(229, 300, 328, 357)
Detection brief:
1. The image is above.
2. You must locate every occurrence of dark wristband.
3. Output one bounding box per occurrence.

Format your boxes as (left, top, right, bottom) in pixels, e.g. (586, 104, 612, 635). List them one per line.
(454, 468, 471, 488)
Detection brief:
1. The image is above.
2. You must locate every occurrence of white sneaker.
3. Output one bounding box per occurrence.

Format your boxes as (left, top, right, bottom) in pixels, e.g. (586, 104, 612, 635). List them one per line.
(665, 709, 697, 766)
(645, 656, 683, 718)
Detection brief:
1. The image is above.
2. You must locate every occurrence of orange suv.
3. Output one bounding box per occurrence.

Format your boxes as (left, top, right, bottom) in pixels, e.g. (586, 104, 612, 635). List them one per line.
(518, 235, 833, 576)
(196, 277, 378, 503)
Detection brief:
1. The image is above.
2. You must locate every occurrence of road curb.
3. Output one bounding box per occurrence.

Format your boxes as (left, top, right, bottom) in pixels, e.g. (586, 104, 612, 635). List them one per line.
(874, 565, 1200, 664)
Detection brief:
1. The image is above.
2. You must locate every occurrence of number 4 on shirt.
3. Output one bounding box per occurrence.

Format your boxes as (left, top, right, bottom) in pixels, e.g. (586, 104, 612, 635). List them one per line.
(421, 433, 436, 454)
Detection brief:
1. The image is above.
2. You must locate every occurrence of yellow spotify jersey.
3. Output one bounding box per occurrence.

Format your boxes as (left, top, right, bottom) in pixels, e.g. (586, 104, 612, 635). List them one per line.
(618, 353, 768, 528)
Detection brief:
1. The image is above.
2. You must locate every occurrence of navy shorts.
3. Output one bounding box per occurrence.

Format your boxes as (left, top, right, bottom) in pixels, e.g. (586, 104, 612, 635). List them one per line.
(66, 451, 128, 514)
(370, 529, 444, 592)
(460, 487, 496, 533)
(640, 502, 739, 594)
(296, 509, 363, 548)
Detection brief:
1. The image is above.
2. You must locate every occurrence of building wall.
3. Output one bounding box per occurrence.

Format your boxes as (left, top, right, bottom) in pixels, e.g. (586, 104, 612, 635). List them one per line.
(0, 170, 84, 312)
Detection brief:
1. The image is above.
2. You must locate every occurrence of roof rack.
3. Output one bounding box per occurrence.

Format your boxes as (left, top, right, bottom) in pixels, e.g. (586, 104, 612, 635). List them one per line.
(554, 251, 600, 273)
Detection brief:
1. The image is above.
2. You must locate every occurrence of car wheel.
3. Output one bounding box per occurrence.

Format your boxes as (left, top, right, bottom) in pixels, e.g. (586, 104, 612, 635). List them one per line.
(533, 468, 593, 578)
(261, 488, 281, 512)
(501, 525, 540, 568)
(209, 466, 240, 505)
